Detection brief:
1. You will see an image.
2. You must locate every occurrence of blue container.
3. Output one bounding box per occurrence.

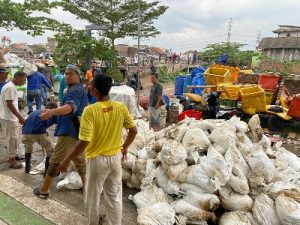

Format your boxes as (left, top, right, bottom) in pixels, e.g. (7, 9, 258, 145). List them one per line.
(174, 76, 185, 96)
(183, 75, 192, 93)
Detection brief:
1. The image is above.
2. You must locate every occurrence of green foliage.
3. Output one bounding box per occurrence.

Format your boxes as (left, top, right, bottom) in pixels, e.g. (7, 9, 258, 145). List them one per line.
(199, 42, 256, 67)
(0, 0, 66, 36)
(53, 28, 116, 71)
(157, 65, 177, 83)
(52, 0, 168, 46)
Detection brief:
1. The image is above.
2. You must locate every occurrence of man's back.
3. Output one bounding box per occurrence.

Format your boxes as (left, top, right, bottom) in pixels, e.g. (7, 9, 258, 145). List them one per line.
(80, 100, 135, 159)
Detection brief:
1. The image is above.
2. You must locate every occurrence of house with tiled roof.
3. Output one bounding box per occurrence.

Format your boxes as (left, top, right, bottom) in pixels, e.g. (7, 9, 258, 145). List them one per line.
(258, 25, 300, 61)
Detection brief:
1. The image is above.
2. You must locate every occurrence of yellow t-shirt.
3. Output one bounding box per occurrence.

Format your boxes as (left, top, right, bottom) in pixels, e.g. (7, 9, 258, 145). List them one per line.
(79, 101, 135, 159)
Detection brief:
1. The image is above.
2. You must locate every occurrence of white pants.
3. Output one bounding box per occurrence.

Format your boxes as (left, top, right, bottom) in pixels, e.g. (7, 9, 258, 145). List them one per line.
(0, 119, 19, 158)
(85, 153, 122, 225)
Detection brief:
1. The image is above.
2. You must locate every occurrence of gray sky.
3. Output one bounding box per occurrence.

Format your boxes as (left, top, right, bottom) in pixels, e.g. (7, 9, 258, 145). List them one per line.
(1, 0, 300, 52)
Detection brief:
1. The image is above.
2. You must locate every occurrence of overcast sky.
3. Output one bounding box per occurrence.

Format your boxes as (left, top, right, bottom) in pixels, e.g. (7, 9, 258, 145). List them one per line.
(1, 0, 300, 52)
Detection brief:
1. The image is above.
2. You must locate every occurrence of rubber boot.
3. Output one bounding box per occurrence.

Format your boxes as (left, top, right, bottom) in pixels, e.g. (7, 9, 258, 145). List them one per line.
(44, 156, 50, 177)
(25, 153, 31, 173)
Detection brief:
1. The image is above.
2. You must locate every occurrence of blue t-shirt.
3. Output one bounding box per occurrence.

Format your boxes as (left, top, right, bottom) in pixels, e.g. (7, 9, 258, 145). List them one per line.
(27, 72, 52, 91)
(22, 110, 56, 134)
(55, 83, 88, 139)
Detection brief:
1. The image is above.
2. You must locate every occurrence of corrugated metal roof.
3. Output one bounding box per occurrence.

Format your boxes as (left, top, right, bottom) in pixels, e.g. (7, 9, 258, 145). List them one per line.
(258, 37, 300, 49)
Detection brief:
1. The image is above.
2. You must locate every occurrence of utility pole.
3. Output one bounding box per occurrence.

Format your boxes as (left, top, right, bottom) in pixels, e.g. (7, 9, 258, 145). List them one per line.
(256, 31, 261, 50)
(137, 0, 141, 108)
(226, 18, 233, 43)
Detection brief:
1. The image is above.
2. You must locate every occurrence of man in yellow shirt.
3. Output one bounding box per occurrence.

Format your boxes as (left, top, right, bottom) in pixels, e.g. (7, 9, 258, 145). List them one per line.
(59, 74, 137, 225)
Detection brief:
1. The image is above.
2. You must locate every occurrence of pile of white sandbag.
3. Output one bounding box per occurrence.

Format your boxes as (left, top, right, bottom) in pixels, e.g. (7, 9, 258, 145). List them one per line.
(125, 115, 300, 225)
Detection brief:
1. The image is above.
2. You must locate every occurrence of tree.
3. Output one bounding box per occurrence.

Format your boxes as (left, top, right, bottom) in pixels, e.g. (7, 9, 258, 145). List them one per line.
(53, 28, 116, 71)
(0, 0, 64, 36)
(53, 0, 168, 47)
(199, 42, 256, 67)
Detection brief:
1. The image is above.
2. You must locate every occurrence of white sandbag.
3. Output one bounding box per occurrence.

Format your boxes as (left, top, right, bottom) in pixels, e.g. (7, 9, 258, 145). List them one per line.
(171, 199, 216, 223)
(122, 168, 131, 183)
(219, 186, 253, 212)
(137, 147, 149, 159)
(176, 164, 217, 193)
(275, 194, 300, 225)
(227, 116, 249, 133)
(121, 153, 136, 170)
(219, 211, 259, 225)
(183, 190, 220, 211)
(248, 170, 267, 190)
(132, 159, 147, 174)
(161, 139, 187, 165)
(56, 171, 82, 190)
(225, 144, 250, 177)
(29, 158, 45, 175)
(272, 166, 299, 183)
(189, 120, 215, 133)
(182, 128, 211, 153)
(152, 138, 167, 152)
(274, 148, 300, 172)
(213, 143, 227, 155)
(161, 160, 188, 181)
(228, 166, 249, 195)
(204, 145, 232, 188)
(268, 181, 300, 200)
(130, 173, 141, 189)
(144, 159, 156, 179)
(129, 184, 172, 209)
(209, 126, 237, 151)
(248, 145, 275, 183)
(180, 183, 208, 194)
(131, 133, 145, 150)
(156, 166, 180, 195)
(247, 115, 263, 142)
(137, 202, 176, 225)
(186, 151, 200, 165)
(259, 135, 274, 156)
(252, 193, 281, 225)
(166, 123, 189, 142)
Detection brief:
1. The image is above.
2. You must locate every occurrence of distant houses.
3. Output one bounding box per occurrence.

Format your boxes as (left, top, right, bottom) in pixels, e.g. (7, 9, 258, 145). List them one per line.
(259, 25, 300, 61)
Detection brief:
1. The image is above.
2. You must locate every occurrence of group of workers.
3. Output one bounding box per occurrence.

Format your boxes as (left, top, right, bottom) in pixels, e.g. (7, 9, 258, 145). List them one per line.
(0, 59, 165, 225)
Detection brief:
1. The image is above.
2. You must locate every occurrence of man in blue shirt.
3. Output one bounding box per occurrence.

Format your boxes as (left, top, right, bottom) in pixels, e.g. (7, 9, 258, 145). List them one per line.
(27, 70, 52, 114)
(33, 64, 88, 199)
(22, 102, 58, 174)
(0, 66, 9, 93)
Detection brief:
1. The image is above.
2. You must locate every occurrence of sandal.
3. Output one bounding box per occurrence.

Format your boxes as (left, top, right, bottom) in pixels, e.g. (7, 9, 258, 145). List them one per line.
(33, 187, 49, 199)
(9, 162, 23, 169)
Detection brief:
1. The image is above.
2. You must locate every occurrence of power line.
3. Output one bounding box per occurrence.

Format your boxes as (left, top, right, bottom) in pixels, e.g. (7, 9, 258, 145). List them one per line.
(227, 18, 233, 43)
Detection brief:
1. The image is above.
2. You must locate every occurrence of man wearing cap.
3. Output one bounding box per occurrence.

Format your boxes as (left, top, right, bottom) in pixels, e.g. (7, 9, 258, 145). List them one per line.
(0, 71, 27, 169)
(0, 66, 9, 93)
(33, 64, 88, 198)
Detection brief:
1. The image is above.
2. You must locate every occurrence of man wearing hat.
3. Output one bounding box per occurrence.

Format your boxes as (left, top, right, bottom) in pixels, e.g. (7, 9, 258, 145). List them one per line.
(33, 64, 88, 198)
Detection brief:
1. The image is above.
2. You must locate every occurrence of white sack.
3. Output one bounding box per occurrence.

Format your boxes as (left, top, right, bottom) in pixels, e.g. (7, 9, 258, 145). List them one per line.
(227, 116, 249, 133)
(161, 139, 187, 165)
(274, 148, 300, 172)
(130, 184, 172, 209)
(189, 120, 215, 133)
(171, 199, 216, 223)
(166, 123, 189, 142)
(248, 145, 275, 183)
(209, 126, 237, 151)
(161, 160, 188, 181)
(56, 171, 82, 190)
(204, 146, 232, 188)
(225, 144, 250, 177)
(219, 211, 259, 225)
(177, 164, 217, 193)
(183, 190, 220, 211)
(182, 128, 211, 153)
(137, 203, 176, 225)
(156, 166, 180, 195)
(180, 183, 208, 194)
(252, 193, 281, 225)
(228, 166, 249, 195)
(275, 194, 300, 225)
(219, 186, 253, 211)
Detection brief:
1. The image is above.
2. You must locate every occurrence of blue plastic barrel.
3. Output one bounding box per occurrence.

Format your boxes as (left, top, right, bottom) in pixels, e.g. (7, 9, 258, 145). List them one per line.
(174, 76, 185, 96)
(183, 75, 192, 93)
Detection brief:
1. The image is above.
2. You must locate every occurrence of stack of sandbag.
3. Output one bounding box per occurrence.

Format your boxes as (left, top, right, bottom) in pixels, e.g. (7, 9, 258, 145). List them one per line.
(125, 115, 300, 224)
